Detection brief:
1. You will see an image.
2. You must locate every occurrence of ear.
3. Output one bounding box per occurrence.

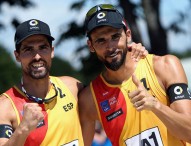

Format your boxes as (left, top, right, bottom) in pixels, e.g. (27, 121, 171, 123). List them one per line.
(87, 40, 95, 53)
(125, 29, 132, 44)
(14, 50, 21, 62)
(51, 46, 54, 58)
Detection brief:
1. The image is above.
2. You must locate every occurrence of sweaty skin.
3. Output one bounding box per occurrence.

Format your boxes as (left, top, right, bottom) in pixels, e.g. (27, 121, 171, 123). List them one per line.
(79, 26, 191, 146)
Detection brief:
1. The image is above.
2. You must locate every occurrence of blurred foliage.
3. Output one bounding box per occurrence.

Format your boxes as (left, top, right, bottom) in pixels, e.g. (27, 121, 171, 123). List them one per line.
(0, 0, 191, 92)
(172, 49, 191, 59)
(50, 57, 83, 82)
(0, 45, 81, 93)
(0, 0, 35, 29)
(0, 45, 21, 93)
(57, 0, 191, 84)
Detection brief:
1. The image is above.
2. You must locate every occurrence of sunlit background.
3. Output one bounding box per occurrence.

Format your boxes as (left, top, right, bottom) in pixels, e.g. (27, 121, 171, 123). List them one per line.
(0, 0, 190, 88)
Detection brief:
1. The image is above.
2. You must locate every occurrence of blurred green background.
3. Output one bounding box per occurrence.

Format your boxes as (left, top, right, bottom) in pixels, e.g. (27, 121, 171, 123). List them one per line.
(0, 0, 191, 93)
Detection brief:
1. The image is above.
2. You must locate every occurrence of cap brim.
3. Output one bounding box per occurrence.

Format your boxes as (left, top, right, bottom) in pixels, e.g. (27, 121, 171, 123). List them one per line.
(16, 32, 55, 45)
(87, 23, 124, 36)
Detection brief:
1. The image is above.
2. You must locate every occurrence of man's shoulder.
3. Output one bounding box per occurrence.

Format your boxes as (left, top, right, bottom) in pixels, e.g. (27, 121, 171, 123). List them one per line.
(153, 54, 186, 88)
(153, 54, 181, 66)
(51, 76, 82, 85)
(0, 93, 12, 109)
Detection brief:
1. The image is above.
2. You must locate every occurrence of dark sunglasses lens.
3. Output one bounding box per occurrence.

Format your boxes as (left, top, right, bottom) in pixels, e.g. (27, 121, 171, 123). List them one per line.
(101, 4, 115, 10)
(86, 4, 115, 19)
(86, 6, 97, 17)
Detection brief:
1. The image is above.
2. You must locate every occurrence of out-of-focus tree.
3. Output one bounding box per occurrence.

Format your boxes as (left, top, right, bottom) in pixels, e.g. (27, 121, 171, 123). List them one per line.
(56, 0, 191, 84)
(0, 0, 191, 85)
(0, 44, 80, 93)
(120, 0, 168, 55)
(0, 0, 35, 29)
(50, 57, 83, 81)
(0, 0, 83, 92)
(0, 45, 21, 93)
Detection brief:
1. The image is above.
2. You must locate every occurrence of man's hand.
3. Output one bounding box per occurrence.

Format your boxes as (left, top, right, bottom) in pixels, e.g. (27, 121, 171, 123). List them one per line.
(128, 74, 159, 111)
(128, 42, 148, 62)
(19, 103, 44, 133)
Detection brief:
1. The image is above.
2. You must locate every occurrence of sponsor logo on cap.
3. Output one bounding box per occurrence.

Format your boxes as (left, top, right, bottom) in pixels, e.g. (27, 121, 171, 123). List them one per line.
(28, 19, 40, 31)
(97, 12, 106, 19)
(29, 20, 38, 26)
(97, 12, 107, 24)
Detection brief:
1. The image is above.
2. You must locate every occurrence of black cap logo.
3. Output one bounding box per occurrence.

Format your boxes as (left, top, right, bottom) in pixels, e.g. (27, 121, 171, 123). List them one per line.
(96, 12, 108, 24)
(97, 12, 106, 19)
(29, 20, 38, 26)
(28, 19, 40, 31)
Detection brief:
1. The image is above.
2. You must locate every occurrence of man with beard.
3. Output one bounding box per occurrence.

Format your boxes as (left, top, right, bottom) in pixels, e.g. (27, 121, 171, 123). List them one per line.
(79, 4, 191, 146)
(0, 19, 84, 146)
(0, 19, 147, 146)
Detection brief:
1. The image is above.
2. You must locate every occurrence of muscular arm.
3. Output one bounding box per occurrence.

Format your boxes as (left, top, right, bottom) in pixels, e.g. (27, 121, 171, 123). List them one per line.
(78, 86, 99, 146)
(153, 55, 191, 142)
(0, 95, 27, 146)
(0, 95, 44, 146)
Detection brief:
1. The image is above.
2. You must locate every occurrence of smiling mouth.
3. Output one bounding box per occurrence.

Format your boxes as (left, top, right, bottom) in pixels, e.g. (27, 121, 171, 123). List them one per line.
(32, 63, 44, 68)
(30, 62, 46, 71)
(107, 51, 119, 58)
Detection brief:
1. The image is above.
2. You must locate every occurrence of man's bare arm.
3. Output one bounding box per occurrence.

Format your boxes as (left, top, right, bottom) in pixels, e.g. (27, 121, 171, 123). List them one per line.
(78, 86, 98, 146)
(0, 95, 44, 146)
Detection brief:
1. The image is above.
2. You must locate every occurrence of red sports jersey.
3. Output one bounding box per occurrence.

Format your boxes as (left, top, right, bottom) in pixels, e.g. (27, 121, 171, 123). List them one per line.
(3, 76, 84, 146)
(91, 54, 186, 146)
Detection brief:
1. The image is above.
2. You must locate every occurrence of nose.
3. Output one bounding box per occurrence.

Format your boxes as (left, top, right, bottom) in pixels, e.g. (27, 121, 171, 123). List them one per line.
(106, 40, 115, 50)
(33, 51, 42, 60)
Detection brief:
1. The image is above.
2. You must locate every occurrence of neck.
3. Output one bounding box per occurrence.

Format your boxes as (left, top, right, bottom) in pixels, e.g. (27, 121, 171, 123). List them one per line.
(20, 77, 50, 99)
(102, 58, 137, 85)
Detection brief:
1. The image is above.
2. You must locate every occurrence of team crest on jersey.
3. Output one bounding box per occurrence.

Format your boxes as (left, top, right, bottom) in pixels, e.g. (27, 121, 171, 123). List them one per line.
(100, 96, 118, 112)
(100, 100, 110, 112)
(109, 96, 118, 108)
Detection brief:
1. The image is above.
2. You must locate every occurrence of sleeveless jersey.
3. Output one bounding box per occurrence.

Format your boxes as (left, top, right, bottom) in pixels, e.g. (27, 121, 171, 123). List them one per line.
(3, 76, 84, 146)
(91, 54, 186, 146)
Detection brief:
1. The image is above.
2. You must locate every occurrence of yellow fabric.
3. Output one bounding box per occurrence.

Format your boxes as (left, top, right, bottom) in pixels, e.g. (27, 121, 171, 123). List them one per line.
(4, 92, 21, 125)
(40, 76, 84, 146)
(120, 54, 184, 146)
(4, 76, 84, 146)
(91, 54, 185, 146)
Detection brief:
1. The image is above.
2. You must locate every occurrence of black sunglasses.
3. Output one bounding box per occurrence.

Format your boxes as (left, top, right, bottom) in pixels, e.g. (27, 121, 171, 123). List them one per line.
(85, 4, 118, 25)
(21, 80, 58, 104)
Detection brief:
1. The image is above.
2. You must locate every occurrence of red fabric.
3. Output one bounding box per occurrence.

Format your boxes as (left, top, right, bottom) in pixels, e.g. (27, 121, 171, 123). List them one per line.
(92, 76, 127, 146)
(5, 87, 48, 146)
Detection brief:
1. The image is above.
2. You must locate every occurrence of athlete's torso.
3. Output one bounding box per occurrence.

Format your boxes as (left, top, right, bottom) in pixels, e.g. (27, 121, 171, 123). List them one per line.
(91, 54, 185, 146)
(3, 76, 84, 146)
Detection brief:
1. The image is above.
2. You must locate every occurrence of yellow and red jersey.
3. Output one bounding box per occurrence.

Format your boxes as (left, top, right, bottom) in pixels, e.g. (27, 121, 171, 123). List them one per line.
(3, 76, 84, 146)
(91, 54, 186, 146)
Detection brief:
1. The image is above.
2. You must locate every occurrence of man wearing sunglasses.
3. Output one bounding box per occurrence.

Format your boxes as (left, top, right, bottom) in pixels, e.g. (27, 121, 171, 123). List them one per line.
(0, 19, 147, 146)
(0, 19, 85, 146)
(79, 4, 191, 146)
